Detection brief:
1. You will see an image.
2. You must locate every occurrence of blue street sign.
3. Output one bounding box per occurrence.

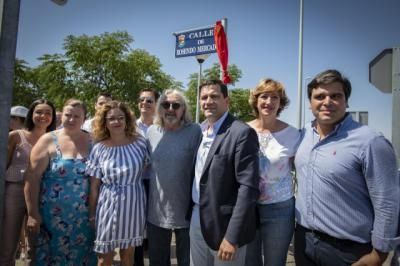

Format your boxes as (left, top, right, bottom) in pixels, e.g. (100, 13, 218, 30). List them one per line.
(174, 26, 216, 58)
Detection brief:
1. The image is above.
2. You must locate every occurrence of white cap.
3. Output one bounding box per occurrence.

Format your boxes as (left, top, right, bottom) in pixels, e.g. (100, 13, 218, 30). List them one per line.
(10, 106, 29, 118)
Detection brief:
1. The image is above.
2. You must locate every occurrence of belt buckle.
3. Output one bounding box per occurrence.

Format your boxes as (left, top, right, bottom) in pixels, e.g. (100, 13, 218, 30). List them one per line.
(310, 229, 330, 242)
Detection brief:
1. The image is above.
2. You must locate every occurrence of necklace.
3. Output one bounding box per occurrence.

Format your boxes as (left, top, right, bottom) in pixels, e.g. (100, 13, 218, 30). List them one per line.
(258, 132, 272, 149)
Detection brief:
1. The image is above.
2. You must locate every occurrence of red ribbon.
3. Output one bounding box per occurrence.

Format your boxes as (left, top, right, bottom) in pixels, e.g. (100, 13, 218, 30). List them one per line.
(214, 21, 231, 84)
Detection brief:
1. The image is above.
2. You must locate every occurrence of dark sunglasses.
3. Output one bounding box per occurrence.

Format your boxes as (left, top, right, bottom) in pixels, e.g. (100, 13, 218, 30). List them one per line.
(161, 101, 181, 110)
(138, 97, 154, 104)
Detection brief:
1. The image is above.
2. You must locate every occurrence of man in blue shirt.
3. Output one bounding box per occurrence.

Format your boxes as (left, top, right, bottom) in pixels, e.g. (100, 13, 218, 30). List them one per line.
(295, 69, 400, 265)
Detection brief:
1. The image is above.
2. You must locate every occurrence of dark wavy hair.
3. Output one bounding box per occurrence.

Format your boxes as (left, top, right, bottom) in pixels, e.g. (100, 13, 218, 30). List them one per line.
(199, 80, 228, 98)
(307, 69, 352, 102)
(25, 99, 57, 132)
(139, 88, 160, 101)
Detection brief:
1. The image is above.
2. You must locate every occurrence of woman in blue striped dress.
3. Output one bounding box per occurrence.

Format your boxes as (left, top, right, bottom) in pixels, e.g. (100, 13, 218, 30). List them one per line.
(86, 101, 149, 265)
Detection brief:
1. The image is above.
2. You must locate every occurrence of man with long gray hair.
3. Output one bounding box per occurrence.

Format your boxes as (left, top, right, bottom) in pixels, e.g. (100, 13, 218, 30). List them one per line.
(146, 89, 202, 266)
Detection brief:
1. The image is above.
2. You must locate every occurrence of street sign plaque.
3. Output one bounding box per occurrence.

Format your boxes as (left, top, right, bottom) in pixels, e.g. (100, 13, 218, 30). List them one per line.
(173, 26, 216, 58)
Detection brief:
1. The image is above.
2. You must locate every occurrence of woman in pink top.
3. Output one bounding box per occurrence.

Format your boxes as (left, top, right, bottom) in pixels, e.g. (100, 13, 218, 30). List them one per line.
(0, 99, 56, 265)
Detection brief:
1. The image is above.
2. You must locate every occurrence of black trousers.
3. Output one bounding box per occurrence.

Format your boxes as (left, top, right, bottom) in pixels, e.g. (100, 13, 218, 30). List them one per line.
(134, 179, 150, 266)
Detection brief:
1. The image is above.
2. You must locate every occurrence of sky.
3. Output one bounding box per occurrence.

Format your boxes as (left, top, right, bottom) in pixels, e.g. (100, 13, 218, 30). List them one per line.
(16, 0, 400, 139)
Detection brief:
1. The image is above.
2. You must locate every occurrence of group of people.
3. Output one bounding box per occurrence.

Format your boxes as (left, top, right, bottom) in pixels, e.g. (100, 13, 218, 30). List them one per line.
(0, 68, 399, 266)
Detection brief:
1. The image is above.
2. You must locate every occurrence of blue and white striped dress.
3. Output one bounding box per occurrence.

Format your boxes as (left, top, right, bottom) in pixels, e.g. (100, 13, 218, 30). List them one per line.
(86, 136, 149, 253)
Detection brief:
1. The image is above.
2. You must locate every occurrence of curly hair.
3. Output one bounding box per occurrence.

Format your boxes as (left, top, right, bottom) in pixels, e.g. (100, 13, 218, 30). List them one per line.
(248, 78, 290, 117)
(91, 101, 139, 142)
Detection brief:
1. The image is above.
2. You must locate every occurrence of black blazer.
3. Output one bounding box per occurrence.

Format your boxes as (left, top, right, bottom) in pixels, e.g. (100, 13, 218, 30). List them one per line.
(198, 113, 260, 250)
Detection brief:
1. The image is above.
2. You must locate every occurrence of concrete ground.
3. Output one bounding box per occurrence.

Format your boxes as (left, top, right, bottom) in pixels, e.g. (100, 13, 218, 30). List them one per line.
(16, 238, 393, 266)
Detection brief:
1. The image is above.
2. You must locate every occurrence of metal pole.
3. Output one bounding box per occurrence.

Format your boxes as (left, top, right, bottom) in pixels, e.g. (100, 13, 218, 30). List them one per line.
(297, 0, 304, 129)
(195, 54, 209, 123)
(392, 47, 400, 164)
(196, 59, 204, 123)
(302, 76, 312, 127)
(0, 0, 21, 233)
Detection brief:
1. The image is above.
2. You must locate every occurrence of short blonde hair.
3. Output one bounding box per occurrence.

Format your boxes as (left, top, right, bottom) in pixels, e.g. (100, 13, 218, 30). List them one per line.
(92, 101, 139, 142)
(248, 78, 289, 117)
(63, 98, 87, 119)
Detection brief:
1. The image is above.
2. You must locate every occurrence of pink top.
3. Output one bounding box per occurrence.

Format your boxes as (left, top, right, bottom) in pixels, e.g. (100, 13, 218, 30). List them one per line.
(6, 130, 32, 182)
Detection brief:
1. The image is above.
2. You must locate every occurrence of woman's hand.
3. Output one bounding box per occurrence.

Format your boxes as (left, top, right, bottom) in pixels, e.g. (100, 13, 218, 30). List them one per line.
(26, 214, 42, 235)
(89, 216, 96, 229)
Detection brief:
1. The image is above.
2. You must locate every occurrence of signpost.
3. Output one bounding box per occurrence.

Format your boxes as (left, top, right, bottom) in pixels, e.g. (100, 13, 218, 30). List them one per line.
(174, 19, 227, 123)
(369, 47, 400, 163)
(174, 26, 216, 58)
(0, 0, 20, 236)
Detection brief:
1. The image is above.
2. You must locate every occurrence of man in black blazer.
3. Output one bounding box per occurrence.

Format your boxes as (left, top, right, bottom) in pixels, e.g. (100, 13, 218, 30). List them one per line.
(190, 80, 259, 266)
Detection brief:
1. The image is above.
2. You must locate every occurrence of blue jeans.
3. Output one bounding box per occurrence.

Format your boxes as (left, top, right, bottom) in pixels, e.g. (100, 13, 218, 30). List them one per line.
(147, 222, 189, 266)
(391, 245, 400, 266)
(294, 224, 372, 266)
(245, 197, 295, 266)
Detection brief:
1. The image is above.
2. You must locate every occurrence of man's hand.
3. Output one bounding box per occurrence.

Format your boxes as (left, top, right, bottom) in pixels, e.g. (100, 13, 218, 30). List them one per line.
(217, 238, 238, 261)
(352, 249, 387, 266)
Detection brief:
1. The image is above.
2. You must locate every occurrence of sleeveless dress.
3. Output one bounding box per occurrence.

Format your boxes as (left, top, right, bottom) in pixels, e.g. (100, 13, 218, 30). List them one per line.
(35, 132, 96, 266)
(86, 136, 149, 253)
(0, 130, 32, 265)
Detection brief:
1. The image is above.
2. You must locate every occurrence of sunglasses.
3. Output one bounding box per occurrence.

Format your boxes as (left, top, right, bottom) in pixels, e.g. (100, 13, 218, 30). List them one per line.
(138, 97, 154, 104)
(161, 101, 181, 110)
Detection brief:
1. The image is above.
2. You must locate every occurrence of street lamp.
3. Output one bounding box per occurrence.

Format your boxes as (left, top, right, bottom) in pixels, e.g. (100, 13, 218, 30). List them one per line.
(302, 76, 312, 127)
(296, 0, 304, 129)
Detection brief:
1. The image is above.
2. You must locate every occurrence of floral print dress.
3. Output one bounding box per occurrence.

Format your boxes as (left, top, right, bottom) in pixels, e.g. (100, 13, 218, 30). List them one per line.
(35, 132, 96, 265)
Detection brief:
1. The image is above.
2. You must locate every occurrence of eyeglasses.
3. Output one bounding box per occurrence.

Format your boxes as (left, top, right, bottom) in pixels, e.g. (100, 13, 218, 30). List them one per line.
(138, 97, 154, 104)
(161, 101, 181, 110)
(106, 116, 126, 123)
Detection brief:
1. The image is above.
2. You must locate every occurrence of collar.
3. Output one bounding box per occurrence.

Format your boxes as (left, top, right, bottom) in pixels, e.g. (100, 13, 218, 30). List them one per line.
(200, 112, 229, 137)
(311, 112, 353, 136)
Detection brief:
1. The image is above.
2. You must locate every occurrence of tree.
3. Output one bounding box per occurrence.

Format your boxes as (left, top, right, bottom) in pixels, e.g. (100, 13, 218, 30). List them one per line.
(12, 59, 41, 107)
(13, 31, 180, 114)
(229, 88, 254, 121)
(33, 54, 73, 109)
(185, 63, 252, 121)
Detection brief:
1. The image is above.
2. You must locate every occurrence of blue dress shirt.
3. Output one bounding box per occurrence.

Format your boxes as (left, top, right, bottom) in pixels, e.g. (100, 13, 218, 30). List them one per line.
(295, 113, 400, 252)
(192, 112, 228, 204)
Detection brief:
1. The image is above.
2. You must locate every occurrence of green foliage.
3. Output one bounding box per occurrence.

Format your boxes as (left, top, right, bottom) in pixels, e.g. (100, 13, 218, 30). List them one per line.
(203, 63, 242, 83)
(12, 31, 179, 115)
(12, 59, 41, 108)
(185, 63, 252, 122)
(229, 88, 254, 122)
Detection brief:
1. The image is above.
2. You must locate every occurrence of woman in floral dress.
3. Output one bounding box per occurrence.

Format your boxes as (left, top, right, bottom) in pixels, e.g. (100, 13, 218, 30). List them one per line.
(24, 99, 96, 265)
